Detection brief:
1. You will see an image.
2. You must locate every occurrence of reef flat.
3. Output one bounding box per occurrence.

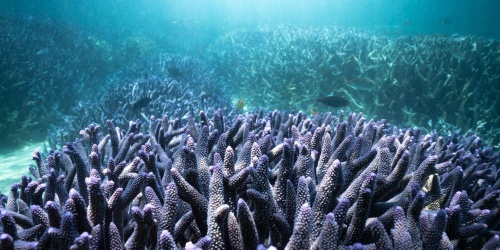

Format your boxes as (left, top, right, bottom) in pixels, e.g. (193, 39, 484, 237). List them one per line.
(209, 26, 500, 146)
(0, 109, 499, 249)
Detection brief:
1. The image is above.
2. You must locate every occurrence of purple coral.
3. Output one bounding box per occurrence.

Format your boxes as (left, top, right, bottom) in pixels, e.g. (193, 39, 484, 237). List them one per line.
(0, 109, 499, 249)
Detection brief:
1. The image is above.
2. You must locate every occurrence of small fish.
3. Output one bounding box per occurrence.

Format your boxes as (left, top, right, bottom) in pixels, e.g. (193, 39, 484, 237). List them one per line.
(316, 95, 350, 108)
(237, 99, 245, 111)
(167, 65, 182, 77)
(449, 48, 465, 60)
(131, 97, 151, 111)
(346, 77, 378, 91)
(310, 106, 319, 116)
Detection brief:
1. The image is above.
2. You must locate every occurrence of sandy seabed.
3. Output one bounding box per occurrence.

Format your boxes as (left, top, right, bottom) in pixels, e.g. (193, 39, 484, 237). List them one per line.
(0, 142, 45, 194)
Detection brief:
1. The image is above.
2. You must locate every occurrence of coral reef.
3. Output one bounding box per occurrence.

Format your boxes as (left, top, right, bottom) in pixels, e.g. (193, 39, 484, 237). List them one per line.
(208, 26, 500, 145)
(0, 15, 112, 146)
(0, 15, 227, 149)
(1, 108, 499, 249)
(47, 54, 234, 148)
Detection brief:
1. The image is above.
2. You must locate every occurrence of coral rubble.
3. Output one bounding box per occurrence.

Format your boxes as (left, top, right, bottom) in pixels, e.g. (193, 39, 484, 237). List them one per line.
(0, 108, 499, 249)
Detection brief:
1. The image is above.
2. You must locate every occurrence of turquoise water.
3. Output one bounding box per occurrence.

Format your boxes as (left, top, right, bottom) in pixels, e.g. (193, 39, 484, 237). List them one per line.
(2, 0, 500, 47)
(0, 142, 44, 194)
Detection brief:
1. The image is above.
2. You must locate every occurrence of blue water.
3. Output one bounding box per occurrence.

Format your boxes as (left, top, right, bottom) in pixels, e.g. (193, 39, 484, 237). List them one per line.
(2, 0, 500, 50)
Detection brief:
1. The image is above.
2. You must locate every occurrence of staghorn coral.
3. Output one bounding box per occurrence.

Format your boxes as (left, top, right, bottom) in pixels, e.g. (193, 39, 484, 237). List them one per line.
(209, 26, 500, 146)
(0, 14, 235, 149)
(0, 108, 499, 249)
(48, 54, 234, 149)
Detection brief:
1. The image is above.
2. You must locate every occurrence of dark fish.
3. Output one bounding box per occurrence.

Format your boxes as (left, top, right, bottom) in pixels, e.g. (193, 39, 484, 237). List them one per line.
(131, 97, 151, 111)
(316, 95, 350, 108)
(167, 65, 182, 77)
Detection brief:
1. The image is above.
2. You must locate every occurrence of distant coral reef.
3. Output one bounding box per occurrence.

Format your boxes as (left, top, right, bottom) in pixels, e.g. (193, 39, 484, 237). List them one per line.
(1, 109, 499, 249)
(0, 15, 112, 146)
(0, 15, 226, 148)
(47, 54, 233, 148)
(209, 26, 500, 145)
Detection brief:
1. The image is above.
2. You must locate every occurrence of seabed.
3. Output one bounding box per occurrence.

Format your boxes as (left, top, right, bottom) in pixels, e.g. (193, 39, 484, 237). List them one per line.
(0, 142, 45, 194)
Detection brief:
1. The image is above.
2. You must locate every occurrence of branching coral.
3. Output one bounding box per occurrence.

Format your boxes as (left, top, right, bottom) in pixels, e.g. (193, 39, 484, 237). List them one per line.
(0, 108, 499, 249)
(48, 54, 234, 148)
(209, 26, 500, 145)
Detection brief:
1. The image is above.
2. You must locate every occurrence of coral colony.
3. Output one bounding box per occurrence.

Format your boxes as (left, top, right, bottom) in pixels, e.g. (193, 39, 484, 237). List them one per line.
(0, 109, 499, 250)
